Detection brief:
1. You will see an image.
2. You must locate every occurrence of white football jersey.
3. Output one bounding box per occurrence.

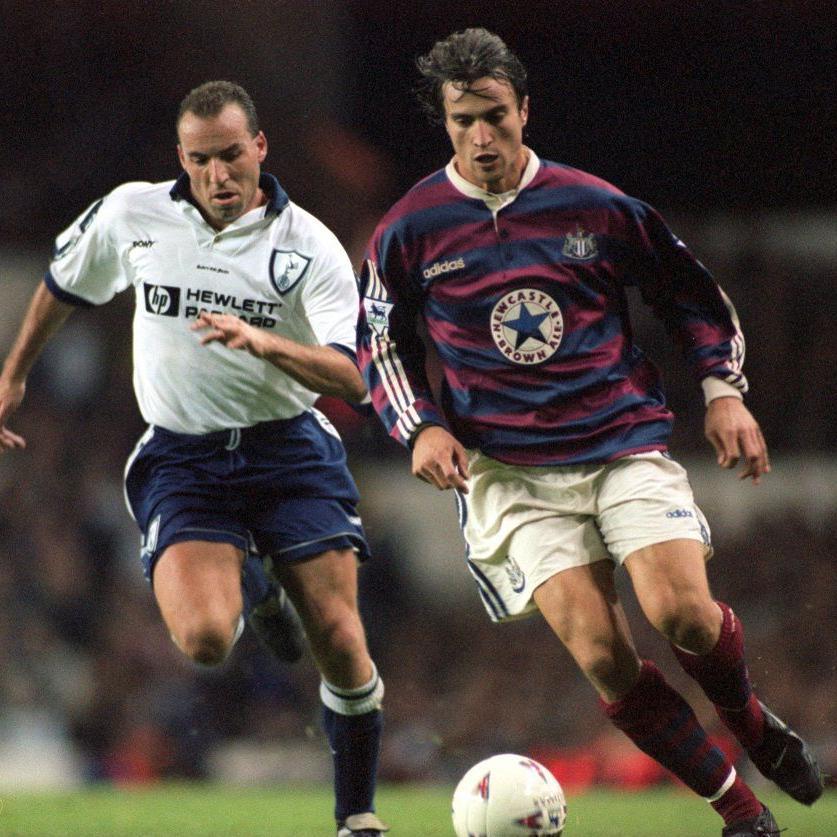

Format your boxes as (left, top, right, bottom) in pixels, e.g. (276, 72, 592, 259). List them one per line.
(47, 175, 359, 434)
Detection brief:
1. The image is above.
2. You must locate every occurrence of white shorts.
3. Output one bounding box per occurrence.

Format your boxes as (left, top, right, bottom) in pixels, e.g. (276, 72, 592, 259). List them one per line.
(458, 451, 712, 622)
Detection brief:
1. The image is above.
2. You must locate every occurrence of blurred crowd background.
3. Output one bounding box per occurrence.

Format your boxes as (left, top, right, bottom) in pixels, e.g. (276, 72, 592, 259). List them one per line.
(1, 1, 834, 796)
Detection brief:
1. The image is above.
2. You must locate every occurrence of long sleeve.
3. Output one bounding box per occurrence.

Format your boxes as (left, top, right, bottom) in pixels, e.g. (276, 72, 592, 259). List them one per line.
(357, 228, 447, 447)
(625, 202, 747, 395)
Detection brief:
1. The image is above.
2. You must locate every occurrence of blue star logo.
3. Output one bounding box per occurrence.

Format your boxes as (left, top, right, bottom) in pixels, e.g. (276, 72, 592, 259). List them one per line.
(504, 303, 550, 349)
(490, 288, 564, 365)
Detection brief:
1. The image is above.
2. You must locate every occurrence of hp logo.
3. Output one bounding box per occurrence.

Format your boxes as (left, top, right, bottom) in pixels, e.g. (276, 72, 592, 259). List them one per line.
(143, 283, 180, 316)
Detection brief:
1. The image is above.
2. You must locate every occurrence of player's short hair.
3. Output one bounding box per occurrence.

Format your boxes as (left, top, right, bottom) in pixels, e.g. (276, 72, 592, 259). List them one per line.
(416, 28, 528, 124)
(177, 80, 260, 137)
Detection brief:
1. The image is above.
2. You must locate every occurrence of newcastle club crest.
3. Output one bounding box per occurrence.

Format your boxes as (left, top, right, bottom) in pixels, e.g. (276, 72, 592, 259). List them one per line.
(562, 227, 598, 260)
(269, 249, 312, 294)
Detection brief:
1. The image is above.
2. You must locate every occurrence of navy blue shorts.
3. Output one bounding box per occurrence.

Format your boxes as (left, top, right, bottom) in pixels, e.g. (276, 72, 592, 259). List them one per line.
(124, 410, 370, 591)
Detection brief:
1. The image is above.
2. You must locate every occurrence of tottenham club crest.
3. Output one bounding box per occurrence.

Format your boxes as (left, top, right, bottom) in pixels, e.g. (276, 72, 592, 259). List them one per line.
(269, 249, 311, 294)
(491, 288, 564, 365)
(562, 227, 598, 260)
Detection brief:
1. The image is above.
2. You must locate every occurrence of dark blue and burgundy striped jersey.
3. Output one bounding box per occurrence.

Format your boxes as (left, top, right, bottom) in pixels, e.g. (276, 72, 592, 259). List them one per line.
(357, 154, 747, 466)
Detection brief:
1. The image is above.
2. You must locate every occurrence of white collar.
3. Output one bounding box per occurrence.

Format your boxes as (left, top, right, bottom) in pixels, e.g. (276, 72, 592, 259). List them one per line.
(446, 148, 540, 212)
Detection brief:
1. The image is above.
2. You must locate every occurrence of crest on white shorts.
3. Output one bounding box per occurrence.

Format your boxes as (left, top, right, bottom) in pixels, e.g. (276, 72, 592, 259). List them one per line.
(269, 249, 311, 294)
(505, 555, 526, 593)
(490, 288, 564, 365)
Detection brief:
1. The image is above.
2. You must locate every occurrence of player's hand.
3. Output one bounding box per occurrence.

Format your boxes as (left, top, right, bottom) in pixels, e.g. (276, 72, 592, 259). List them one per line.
(0, 376, 27, 454)
(705, 396, 770, 484)
(191, 312, 270, 358)
(411, 425, 471, 493)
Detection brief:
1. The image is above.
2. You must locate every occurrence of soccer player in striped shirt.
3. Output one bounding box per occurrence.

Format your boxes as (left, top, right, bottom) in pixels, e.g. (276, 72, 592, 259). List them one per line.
(358, 28, 822, 837)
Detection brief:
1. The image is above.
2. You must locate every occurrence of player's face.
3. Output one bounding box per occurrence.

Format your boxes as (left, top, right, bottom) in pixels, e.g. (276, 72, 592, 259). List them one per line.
(443, 76, 529, 194)
(177, 104, 267, 230)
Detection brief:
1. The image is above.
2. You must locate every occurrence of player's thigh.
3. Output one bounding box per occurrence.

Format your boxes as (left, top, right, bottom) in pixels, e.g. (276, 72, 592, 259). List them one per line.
(534, 560, 640, 699)
(153, 539, 246, 634)
(624, 538, 719, 649)
(276, 548, 364, 639)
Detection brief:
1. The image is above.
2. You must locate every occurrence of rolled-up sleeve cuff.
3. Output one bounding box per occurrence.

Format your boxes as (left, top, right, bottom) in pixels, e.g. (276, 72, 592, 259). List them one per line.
(701, 376, 744, 405)
(44, 271, 95, 308)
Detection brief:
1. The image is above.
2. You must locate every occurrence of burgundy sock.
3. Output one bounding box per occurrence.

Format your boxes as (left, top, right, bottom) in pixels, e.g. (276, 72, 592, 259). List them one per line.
(601, 660, 761, 824)
(671, 601, 765, 750)
(711, 775, 764, 825)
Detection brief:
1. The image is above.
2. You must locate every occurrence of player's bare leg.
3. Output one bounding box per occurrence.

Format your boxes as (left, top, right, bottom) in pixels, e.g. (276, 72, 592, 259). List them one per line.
(153, 540, 244, 666)
(536, 556, 766, 828)
(278, 548, 372, 687)
(627, 538, 823, 807)
(278, 548, 387, 835)
(623, 538, 720, 652)
(533, 559, 641, 702)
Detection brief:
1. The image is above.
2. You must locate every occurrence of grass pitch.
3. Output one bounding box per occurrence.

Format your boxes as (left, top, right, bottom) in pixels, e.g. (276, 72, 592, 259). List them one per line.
(0, 784, 833, 835)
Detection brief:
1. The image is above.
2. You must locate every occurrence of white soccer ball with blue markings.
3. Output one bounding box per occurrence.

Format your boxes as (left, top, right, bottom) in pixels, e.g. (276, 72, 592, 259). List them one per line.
(452, 753, 567, 836)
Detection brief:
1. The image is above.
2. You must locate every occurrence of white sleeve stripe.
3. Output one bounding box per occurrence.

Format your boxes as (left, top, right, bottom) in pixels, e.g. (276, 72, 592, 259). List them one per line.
(388, 369, 423, 434)
(373, 340, 422, 435)
(366, 259, 425, 439)
(371, 335, 423, 438)
(395, 406, 422, 439)
(718, 287, 746, 374)
(372, 336, 411, 413)
(365, 259, 390, 303)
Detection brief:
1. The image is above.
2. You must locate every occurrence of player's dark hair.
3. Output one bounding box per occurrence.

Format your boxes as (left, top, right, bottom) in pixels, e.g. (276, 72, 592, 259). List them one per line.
(177, 80, 260, 137)
(416, 28, 528, 124)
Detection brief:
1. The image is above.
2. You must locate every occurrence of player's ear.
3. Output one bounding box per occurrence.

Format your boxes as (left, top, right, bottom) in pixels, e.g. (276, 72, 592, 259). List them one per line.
(255, 131, 268, 163)
(520, 95, 529, 127)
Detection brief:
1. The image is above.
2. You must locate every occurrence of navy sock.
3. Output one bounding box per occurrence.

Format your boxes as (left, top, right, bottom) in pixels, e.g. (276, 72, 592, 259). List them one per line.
(323, 706, 383, 822)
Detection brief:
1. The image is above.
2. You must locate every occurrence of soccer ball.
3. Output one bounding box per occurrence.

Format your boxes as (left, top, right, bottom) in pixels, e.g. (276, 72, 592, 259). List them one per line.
(452, 753, 567, 836)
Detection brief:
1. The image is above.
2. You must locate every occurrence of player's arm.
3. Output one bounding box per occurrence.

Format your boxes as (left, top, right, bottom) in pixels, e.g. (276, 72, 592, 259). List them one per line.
(357, 243, 468, 490)
(1, 187, 131, 453)
(627, 201, 769, 483)
(0, 281, 75, 452)
(192, 312, 366, 402)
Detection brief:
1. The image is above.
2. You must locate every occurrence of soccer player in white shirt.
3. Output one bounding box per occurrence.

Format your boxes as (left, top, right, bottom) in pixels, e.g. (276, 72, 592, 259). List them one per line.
(0, 81, 388, 837)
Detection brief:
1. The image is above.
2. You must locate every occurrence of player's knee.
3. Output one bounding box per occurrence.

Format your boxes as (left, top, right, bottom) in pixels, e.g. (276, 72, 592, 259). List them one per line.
(176, 621, 236, 666)
(314, 613, 367, 663)
(652, 599, 717, 653)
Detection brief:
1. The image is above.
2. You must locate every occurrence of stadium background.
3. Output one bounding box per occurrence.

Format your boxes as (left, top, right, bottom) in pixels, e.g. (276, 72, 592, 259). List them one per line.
(1, 0, 834, 803)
